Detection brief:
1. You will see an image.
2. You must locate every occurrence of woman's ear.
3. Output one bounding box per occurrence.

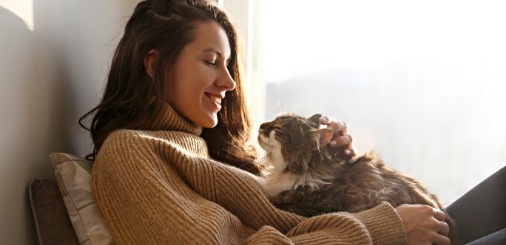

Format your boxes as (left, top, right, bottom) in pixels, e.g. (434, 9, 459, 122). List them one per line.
(144, 49, 159, 79)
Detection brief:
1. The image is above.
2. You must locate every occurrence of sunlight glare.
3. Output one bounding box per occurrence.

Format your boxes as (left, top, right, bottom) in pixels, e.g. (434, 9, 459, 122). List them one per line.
(0, 0, 34, 30)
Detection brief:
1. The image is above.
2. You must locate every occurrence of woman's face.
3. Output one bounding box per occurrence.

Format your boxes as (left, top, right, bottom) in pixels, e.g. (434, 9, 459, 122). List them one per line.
(166, 21, 235, 128)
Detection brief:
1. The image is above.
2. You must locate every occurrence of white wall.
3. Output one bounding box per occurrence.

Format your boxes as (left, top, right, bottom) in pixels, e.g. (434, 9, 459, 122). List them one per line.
(0, 0, 140, 243)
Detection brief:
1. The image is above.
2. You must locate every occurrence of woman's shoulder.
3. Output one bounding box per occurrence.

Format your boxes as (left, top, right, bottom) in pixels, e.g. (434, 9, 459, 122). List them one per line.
(94, 129, 177, 170)
(106, 129, 201, 141)
(98, 129, 165, 154)
(101, 128, 207, 157)
(106, 128, 150, 139)
(99, 129, 142, 147)
(104, 129, 179, 144)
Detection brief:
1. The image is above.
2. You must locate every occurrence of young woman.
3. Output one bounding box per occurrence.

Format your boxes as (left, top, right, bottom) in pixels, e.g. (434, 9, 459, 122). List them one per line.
(80, 0, 494, 244)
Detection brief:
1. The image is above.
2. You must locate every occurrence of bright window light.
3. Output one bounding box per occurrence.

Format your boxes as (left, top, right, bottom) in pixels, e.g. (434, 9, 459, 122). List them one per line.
(252, 0, 506, 204)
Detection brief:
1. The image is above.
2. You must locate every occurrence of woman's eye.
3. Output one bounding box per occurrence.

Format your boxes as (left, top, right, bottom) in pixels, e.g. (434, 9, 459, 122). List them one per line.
(204, 60, 216, 67)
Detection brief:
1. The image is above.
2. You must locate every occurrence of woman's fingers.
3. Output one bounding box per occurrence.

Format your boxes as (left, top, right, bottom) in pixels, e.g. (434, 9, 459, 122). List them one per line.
(396, 204, 451, 245)
(319, 117, 349, 145)
(433, 208, 446, 222)
(433, 233, 451, 245)
(433, 209, 449, 236)
(437, 220, 450, 236)
(331, 135, 352, 147)
(319, 115, 356, 157)
(320, 117, 347, 134)
(343, 147, 356, 157)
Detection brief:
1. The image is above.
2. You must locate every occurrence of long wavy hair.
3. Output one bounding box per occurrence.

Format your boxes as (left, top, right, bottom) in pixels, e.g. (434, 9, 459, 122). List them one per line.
(79, 0, 262, 175)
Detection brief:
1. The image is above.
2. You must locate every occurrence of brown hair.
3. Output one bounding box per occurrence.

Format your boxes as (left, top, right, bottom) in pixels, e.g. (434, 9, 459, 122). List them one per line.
(79, 0, 262, 175)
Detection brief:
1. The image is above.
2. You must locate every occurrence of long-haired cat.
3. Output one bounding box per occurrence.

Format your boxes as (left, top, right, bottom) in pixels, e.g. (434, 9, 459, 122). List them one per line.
(256, 113, 457, 241)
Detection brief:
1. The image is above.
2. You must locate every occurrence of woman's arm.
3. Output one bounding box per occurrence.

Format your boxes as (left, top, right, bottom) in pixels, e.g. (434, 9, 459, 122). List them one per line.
(91, 130, 408, 244)
(320, 116, 451, 245)
(245, 203, 406, 244)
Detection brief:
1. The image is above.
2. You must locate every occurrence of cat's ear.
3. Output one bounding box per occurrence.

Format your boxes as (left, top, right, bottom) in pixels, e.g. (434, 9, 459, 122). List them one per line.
(311, 128, 333, 149)
(308, 114, 322, 126)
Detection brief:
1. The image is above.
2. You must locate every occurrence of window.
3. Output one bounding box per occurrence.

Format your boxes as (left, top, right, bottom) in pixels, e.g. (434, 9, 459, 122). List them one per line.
(226, 0, 506, 205)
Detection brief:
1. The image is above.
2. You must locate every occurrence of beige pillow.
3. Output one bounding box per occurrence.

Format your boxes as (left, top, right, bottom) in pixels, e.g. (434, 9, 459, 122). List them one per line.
(50, 152, 114, 245)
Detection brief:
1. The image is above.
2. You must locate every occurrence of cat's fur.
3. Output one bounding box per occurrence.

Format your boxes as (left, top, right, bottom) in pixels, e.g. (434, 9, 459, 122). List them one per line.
(257, 113, 457, 240)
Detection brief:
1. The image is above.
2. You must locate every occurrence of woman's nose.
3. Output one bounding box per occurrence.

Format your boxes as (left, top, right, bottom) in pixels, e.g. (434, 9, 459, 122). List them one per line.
(217, 68, 236, 91)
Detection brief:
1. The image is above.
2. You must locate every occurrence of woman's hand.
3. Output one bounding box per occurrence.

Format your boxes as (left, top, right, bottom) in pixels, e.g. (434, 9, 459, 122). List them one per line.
(319, 116, 356, 158)
(396, 204, 451, 245)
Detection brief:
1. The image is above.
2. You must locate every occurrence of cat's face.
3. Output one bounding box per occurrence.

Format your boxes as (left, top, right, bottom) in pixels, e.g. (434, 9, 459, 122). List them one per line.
(258, 114, 333, 172)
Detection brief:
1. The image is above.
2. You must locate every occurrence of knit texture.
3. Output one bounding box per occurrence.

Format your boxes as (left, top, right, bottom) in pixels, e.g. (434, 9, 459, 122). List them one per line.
(91, 104, 408, 244)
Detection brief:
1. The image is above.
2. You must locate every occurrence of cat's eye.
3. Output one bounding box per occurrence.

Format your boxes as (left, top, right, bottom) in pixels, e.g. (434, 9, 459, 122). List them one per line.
(274, 129, 290, 143)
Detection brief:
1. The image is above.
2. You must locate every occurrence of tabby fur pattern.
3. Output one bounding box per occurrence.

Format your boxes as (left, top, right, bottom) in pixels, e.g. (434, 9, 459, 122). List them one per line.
(257, 113, 456, 241)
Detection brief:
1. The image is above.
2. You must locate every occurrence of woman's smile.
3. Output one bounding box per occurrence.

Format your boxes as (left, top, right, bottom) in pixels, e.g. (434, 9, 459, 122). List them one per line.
(205, 92, 223, 112)
(164, 21, 234, 128)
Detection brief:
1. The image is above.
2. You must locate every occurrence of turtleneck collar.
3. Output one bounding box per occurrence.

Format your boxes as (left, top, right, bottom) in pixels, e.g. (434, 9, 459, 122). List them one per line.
(145, 103, 203, 136)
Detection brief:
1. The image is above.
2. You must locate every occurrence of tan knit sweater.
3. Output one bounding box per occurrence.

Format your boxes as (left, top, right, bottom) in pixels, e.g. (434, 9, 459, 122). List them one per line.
(91, 104, 408, 244)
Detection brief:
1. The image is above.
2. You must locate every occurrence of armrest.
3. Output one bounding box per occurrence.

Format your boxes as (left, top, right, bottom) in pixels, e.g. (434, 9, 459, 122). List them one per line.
(28, 179, 79, 245)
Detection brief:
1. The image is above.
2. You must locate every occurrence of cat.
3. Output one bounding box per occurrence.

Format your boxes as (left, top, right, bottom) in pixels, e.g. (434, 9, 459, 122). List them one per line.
(256, 113, 457, 241)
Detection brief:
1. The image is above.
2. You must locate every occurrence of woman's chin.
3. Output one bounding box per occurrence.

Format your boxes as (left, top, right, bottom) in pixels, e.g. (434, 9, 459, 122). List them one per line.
(197, 115, 219, 128)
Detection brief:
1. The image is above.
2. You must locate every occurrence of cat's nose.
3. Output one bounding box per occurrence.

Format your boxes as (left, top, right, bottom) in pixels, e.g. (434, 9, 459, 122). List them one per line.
(259, 123, 270, 136)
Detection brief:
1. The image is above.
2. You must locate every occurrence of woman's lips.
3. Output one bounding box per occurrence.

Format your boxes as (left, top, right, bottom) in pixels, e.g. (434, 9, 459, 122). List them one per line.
(205, 92, 223, 111)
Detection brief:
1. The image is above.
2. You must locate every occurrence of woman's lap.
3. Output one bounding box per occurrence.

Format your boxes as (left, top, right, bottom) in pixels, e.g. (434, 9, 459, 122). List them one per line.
(466, 228, 506, 245)
(446, 165, 506, 244)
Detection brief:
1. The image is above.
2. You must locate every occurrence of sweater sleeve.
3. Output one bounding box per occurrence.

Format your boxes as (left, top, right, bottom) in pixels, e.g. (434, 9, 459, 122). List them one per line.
(92, 131, 407, 244)
(285, 203, 407, 244)
(241, 202, 406, 245)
